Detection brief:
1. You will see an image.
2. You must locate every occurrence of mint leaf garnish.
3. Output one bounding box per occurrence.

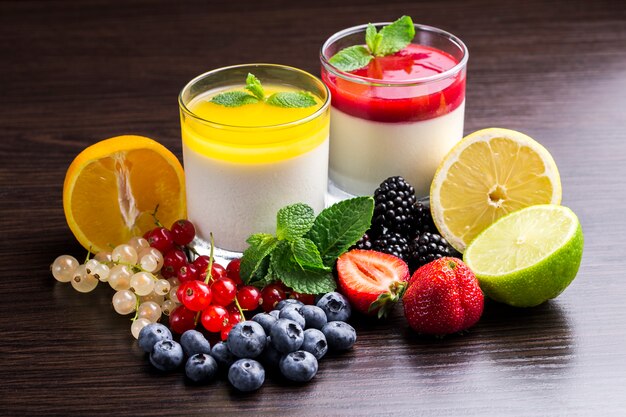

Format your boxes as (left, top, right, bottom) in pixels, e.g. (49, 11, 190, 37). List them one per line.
(210, 91, 259, 107)
(266, 92, 316, 108)
(328, 15, 415, 72)
(291, 237, 330, 271)
(245, 73, 265, 101)
(328, 45, 373, 72)
(276, 203, 315, 241)
(240, 233, 278, 283)
(240, 196, 373, 293)
(306, 196, 374, 267)
(271, 242, 336, 294)
(374, 15, 415, 56)
(210, 73, 317, 108)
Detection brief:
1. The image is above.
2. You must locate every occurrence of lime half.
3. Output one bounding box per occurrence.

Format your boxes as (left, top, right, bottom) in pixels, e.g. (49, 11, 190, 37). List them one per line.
(463, 204, 583, 307)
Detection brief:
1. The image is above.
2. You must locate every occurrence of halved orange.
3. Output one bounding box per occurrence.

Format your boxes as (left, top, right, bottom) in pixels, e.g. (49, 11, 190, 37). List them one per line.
(63, 135, 186, 253)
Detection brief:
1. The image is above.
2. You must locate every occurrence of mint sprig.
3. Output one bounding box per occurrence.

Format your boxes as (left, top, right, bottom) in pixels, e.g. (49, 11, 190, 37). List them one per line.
(210, 73, 317, 108)
(329, 15, 415, 72)
(240, 197, 374, 294)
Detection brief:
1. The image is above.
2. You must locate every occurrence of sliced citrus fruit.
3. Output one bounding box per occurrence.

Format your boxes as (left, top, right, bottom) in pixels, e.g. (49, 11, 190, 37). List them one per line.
(463, 204, 583, 307)
(430, 128, 561, 252)
(63, 135, 185, 253)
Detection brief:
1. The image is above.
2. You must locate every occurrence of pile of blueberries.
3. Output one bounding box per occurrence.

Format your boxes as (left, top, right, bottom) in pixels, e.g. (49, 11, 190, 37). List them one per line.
(138, 291, 357, 391)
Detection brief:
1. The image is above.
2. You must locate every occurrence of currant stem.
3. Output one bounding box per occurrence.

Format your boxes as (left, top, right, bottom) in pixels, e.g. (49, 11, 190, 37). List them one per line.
(131, 295, 140, 322)
(84, 246, 92, 264)
(203, 233, 215, 285)
(194, 310, 201, 326)
(112, 260, 154, 276)
(234, 297, 246, 318)
(150, 204, 164, 227)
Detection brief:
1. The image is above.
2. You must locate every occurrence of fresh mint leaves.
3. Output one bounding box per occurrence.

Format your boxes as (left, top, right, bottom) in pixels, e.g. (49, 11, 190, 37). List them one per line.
(210, 73, 317, 109)
(241, 197, 374, 294)
(329, 15, 415, 72)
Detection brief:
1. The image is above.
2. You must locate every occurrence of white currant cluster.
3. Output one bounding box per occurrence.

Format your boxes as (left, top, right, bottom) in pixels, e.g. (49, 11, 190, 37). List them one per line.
(51, 236, 183, 339)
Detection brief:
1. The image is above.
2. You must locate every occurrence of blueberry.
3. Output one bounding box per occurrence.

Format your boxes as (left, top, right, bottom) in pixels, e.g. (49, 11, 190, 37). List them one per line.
(279, 350, 318, 382)
(278, 305, 306, 328)
(251, 312, 278, 334)
(270, 318, 304, 353)
(301, 328, 328, 360)
(185, 353, 218, 383)
(301, 305, 327, 329)
(316, 292, 351, 322)
(149, 340, 184, 371)
(138, 323, 172, 353)
(228, 359, 265, 392)
(259, 336, 282, 368)
(210, 341, 235, 369)
(180, 330, 211, 357)
(268, 310, 280, 319)
(276, 298, 303, 310)
(227, 321, 267, 358)
(322, 321, 357, 351)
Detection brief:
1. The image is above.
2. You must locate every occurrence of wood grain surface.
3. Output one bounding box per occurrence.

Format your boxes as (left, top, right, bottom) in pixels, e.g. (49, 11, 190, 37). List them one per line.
(1, 1, 625, 416)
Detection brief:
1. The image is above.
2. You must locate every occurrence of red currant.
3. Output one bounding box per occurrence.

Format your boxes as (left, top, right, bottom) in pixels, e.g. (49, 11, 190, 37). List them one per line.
(193, 256, 227, 281)
(221, 324, 234, 341)
(291, 291, 316, 305)
(225, 303, 243, 324)
(237, 285, 262, 311)
(261, 283, 287, 312)
(177, 263, 199, 283)
(162, 249, 188, 278)
(146, 227, 174, 254)
(226, 258, 243, 287)
(180, 281, 212, 311)
(193, 255, 211, 272)
(201, 305, 229, 333)
(211, 277, 237, 306)
(170, 219, 196, 246)
(168, 305, 196, 334)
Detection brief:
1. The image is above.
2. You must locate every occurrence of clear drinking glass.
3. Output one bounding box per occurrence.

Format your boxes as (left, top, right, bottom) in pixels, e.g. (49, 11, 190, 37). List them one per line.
(179, 64, 330, 261)
(320, 23, 468, 199)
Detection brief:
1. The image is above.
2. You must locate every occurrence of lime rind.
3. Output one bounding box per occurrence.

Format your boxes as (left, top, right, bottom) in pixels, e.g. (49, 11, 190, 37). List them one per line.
(464, 204, 583, 307)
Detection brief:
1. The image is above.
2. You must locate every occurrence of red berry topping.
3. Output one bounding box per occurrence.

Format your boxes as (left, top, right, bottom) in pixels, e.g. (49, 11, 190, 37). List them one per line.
(201, 305, 229, 333)
(162, 249, 188, 278)
(210, 277, 237, 306)
(402, 257, 484, 335)
(193, 255, 211, 272)
(337, 249, 410, 317)
(146, 227, 174, 254)
(236, 285, 262, 311)
(261, 283, 286, 312)
(226, 304, 242, 325)
(179, 281, 212, 312)
(168, 305, 196, 334)
(226, 258, 243, 287)
(177, 263, 199, 283)
(290, 291, 316, 305)
(170, 219, 196, 246)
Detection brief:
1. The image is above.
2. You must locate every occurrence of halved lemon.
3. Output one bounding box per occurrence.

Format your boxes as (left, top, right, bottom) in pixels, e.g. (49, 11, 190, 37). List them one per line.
(63, 135, 186, 253)
(430, 128, 561, 252)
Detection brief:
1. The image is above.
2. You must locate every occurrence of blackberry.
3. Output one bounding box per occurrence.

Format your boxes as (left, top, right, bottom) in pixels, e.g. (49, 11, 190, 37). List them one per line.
(408, 232, 458, 271)
(413, 201, 438, 235)
(372, 232, 410, 261)
(372, 176, 417, 237)
(353, 233, 373, 250)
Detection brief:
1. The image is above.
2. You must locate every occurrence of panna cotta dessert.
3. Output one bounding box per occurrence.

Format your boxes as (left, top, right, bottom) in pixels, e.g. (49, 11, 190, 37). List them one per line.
(320, 19, 468, 197)
(179, 64, 330, 256)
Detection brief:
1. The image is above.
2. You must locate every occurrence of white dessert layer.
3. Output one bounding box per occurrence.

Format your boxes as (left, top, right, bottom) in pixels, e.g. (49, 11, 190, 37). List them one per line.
(183, 138, 329, 252)
(329, 101, 465, 197)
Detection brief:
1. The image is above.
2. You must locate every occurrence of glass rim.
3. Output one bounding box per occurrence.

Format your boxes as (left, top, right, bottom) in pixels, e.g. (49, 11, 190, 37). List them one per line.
(178, 63, 330, 130)
(320, 22, 469, 87)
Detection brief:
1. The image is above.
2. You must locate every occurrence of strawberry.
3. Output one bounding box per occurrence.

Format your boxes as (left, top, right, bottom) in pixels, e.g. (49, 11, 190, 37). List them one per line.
(403, 257, 483, 335)
(336, 249, 410, 318)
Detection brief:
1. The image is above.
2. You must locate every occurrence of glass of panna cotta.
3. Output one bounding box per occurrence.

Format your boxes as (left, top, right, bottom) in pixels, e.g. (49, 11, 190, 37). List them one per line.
(179, 64, 330, 260)
(320, 23, 468, 198)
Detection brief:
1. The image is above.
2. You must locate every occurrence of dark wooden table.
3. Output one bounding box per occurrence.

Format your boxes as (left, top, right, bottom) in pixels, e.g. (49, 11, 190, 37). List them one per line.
(1, 1, 625, 415)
